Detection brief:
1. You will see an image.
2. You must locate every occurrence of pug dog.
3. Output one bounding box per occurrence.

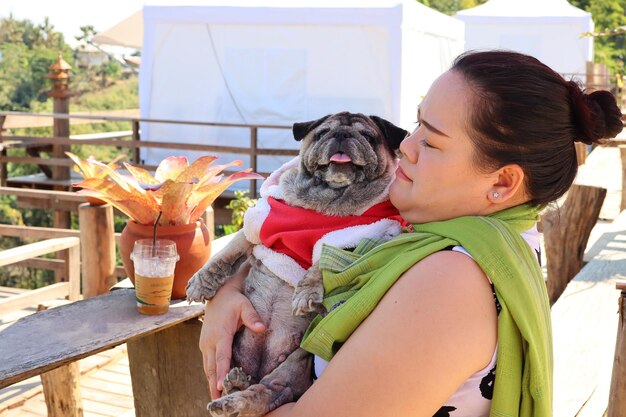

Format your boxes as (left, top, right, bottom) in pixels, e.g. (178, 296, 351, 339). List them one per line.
(186, 112, 408, 417)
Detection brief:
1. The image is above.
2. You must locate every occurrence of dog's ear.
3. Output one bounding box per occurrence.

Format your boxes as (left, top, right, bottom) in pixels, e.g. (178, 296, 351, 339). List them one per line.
(370, 115, 408, 150)
(293, 115, 331, 141)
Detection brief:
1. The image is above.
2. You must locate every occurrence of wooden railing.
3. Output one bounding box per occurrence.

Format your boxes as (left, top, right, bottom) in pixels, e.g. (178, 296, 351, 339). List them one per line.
(0, 110, 299, 199)
(0, 235, 80, 316)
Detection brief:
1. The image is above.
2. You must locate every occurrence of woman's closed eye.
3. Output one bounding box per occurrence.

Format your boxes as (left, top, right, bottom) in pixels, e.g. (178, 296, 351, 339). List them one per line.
(420, 139, 435, 149)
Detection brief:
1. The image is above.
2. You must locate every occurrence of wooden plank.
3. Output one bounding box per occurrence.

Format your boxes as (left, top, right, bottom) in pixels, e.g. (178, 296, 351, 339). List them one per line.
(80, 378, 130, 397)
(552, 211, 626, 417)
(0, 187, 85, 202)
(87, 370, 132, 386)
(0, 340, 127, 414)
(80, 386, 134, 408)
(2, 109, 140, 129)
(0, 224, 81, 240)
(127, 319, 209, 417)
(17, 196, 81, 211)
(70, 131, 132, 141)
(2, 135, 298, 155)
(0, 286, 28, 297)
(11, 257, 66, 273)
(80, 398, 129, 416)
(0, 110, 289, 130)
(67, 243, 81, 301)
(0, 156, 73, 167)
(0, 289, 204, 388)
(0, 237, 79, 267)
(608, 284, 626, 417)
(0, 282, 70, 316)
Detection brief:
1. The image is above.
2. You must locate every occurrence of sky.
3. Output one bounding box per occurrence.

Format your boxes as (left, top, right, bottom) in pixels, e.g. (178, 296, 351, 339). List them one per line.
(0, 0, 145, 46)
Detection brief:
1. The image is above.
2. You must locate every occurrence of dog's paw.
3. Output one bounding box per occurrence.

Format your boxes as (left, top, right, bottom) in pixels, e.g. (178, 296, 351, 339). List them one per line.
(184, 275, 210, 303)
(207, 385, 270, 417)
(292, 283, 324, 316)
(223, 367, 251, 394)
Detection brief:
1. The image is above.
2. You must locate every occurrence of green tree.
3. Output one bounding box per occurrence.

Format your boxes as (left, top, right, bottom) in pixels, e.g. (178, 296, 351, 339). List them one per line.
(0, 17, 73, 111)
(570, 0, 626, 73)
(416, 0, 487, 15)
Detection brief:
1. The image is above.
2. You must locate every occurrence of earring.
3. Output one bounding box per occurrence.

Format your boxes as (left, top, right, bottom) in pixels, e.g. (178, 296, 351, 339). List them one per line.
(492, 191, 500, 199)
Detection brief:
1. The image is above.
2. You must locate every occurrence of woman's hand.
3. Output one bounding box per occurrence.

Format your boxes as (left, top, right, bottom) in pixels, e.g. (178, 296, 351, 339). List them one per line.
(199, 260, 266, 399)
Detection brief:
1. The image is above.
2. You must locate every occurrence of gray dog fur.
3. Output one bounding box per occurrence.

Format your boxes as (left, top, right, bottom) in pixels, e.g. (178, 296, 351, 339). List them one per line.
(185, 112, 407, 417)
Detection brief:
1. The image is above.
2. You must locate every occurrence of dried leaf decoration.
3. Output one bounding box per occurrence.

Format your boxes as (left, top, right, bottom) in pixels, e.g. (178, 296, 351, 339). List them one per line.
(69, 154, 264, 226)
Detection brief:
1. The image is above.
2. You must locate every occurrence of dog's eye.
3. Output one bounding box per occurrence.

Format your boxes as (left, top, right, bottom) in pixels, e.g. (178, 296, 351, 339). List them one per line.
(361, 131, 377, 144)
(315, 129, 330, 139)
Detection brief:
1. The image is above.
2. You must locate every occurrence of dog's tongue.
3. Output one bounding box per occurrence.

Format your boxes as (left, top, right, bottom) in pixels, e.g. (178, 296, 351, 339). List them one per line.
(330, 153, 352, 163)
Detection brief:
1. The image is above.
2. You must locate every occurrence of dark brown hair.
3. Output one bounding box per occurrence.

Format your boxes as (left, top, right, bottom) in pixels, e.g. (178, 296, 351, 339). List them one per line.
(451, 50, 623, 205)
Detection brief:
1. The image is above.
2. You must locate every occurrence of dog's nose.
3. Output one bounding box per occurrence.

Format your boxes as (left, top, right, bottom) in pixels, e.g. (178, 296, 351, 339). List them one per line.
(341, 132, 351, 139)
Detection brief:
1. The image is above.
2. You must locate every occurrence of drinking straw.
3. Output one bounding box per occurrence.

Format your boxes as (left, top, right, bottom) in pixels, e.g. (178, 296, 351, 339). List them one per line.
(152, 212, 162, 257)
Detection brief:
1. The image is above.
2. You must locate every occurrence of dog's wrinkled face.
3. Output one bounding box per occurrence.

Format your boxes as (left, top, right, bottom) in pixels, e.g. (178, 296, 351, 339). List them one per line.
(293, 112, 405, 188)
(282, 112, 407, 215)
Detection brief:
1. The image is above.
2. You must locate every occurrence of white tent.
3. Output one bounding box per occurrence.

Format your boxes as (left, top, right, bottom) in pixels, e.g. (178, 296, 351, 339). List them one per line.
(455, 0, 593, 80)
(138, 0, 464, 171)
(92, 10, 143, 49)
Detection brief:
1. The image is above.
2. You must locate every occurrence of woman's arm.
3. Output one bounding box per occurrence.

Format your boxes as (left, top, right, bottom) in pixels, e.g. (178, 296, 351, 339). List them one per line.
(267, 250, 498, 417)
(199, 260, 266, 399)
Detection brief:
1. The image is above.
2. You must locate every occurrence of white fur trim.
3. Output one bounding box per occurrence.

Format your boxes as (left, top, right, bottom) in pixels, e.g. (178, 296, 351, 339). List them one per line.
(311, 219, 402, 263)
(252, 245, 307, 287)
(260, 157, 300, 200)
(243, 196, 270, 245)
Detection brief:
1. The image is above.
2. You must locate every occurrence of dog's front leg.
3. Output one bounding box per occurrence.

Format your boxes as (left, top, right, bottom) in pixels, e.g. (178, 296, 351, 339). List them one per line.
(207, 348, 313, 417)
(292, 262, 325, 316)
(186, 230, 253, 302)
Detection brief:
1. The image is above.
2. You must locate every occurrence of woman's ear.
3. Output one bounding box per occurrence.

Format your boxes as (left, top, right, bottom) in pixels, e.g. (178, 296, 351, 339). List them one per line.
(488, 164, 526, 204)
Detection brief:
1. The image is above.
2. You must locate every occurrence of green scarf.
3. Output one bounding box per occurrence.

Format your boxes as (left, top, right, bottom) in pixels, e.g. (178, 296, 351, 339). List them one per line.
(301, 204, 552, 417)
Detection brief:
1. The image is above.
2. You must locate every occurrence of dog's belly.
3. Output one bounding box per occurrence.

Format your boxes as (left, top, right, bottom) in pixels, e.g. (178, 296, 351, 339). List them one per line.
(231, 261, 312, 383)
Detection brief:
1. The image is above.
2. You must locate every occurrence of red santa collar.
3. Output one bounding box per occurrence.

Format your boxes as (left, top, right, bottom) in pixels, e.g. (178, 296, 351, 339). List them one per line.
(259, 197, 407, 269)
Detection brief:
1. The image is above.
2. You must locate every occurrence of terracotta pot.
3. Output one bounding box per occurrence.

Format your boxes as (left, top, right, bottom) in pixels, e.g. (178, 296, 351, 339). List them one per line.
(120, 220, 211, 299)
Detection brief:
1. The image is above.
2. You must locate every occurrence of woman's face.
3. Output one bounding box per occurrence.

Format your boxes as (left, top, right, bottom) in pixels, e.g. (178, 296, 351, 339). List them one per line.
(390, 70, 499, 224)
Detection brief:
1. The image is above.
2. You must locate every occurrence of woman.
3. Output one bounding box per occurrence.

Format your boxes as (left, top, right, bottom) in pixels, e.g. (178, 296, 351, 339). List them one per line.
(199, 51, 623, 416)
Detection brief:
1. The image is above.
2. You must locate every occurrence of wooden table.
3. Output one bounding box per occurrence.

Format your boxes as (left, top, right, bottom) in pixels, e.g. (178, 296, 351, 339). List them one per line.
(0, 289, 209, 416)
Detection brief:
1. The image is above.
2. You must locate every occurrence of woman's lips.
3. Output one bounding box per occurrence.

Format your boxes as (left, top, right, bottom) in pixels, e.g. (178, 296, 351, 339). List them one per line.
(396, 166, 411, 182)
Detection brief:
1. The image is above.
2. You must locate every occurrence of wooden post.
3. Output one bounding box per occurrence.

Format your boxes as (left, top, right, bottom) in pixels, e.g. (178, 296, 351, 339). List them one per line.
(250, 126, 258, 198)
(127, 319, 210, 416)
(132, 119, 140, 164)
(204, 206, 215, 242)
(0, 115, 6, 187)
(542, 184, 607, 305)
(608, 280, 626, 417)
(48, 53, 74, 282)
(39, 241, 82, 417)
(40, 357, 83, 417)
(620, 146, 626, 212)
(79, 202, 116, 298)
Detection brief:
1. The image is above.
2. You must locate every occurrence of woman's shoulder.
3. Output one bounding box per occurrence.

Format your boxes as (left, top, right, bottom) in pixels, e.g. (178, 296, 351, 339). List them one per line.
(380, 250, 498, 369)
(399, 250, 494, 298)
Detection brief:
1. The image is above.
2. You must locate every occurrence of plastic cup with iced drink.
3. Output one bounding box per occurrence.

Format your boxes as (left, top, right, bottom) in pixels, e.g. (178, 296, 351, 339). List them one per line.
(131, 239, 179, 315)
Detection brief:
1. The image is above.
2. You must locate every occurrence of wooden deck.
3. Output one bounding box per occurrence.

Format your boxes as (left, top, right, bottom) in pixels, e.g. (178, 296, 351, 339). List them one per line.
(0, 346, 133, 417)
(0, 286, 135, 417)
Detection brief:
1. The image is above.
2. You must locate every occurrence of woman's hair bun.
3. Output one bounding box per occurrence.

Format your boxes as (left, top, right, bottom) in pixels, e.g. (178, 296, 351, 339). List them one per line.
(567, 81, 623, 144)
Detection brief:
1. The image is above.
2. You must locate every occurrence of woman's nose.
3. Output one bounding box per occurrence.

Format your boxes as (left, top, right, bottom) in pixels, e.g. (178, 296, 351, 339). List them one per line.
(399, 131, 419, 163)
